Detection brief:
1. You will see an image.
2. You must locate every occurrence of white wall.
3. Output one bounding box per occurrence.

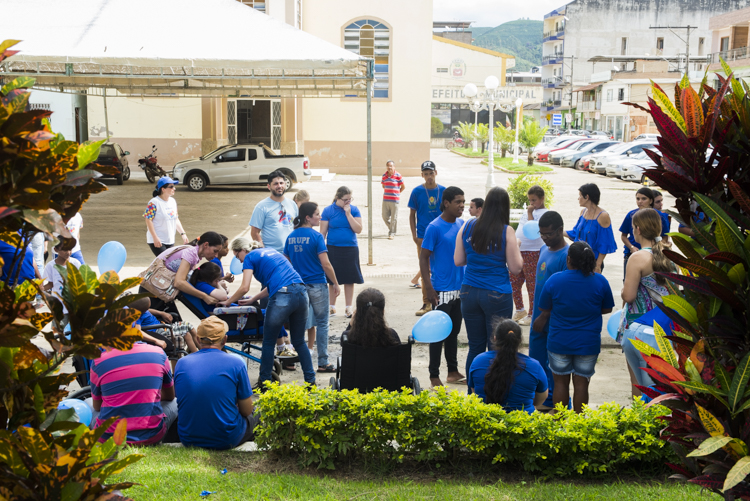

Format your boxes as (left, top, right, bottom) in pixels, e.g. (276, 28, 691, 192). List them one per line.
(28, 90, 79, 141)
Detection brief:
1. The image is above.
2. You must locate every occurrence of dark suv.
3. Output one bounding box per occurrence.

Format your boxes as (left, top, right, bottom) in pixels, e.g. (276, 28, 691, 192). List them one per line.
(95, 142, 130, 185)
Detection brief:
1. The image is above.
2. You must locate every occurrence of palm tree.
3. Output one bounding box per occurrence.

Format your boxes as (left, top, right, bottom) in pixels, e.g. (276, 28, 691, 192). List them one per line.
(454, 121, 476, 148)
(519, 121, 548, 166)
(475, 123, 489, 153)
(494, 124, 515, 158)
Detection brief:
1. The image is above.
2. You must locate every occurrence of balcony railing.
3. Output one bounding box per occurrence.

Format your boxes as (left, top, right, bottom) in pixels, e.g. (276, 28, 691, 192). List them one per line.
(543, 54, 564, 64)
(709, 46, 749, 64)
(579, 101, 600, 111)
(542, 77, 562, 88)
(543, 30, 565, 40)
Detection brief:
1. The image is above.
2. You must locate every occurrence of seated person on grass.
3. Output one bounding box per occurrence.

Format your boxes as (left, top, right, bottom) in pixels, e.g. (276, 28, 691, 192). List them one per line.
(85, 332, 177, 445)
(344, 288, 400, 347)
(130, 297, 199, 356)
(468, 319, 548, 413)
(42, 242, 81, 328)
(174, 316, 259, 450)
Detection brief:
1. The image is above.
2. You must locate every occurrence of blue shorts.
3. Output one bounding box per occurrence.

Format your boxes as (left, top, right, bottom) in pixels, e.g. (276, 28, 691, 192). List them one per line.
(547, 351, 598, 379)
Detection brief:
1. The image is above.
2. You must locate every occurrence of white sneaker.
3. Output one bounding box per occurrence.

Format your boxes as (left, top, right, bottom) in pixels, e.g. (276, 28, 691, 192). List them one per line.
(518, 315, 532, 326)
(512, 309, 527, 322)
(329, 306, 337, 316)
(345, 306, 353, 318)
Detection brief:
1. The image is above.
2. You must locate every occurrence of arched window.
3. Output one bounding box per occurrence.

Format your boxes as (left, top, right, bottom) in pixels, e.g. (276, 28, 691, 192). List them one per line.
(344, 19, 390, 98)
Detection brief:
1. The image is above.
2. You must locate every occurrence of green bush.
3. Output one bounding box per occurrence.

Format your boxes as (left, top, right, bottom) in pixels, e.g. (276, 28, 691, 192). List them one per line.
(507, 174, 555, 210)
(255, 385, 674, 474)
(430, 117, 444, 136)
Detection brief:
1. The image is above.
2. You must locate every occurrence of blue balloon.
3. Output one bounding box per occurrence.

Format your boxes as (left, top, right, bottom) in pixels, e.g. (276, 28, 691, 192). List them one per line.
(58, 398, 93, 427)
(97, 241, 127, 274)
(230, 257, 243, 275)
(607, 309, 622, 341)
(522, 220, 540, 239)
(412, 309, 453, 343)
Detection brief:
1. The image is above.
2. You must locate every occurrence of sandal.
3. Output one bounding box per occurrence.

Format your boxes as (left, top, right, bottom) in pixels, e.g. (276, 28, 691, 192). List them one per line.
(409, 283, 421, 289)
(317, 364, 336, 373)
(283, 363, 296, 371)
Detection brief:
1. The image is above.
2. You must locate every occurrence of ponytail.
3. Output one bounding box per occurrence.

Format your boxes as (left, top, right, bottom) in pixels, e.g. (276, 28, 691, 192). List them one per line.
(294, 202, 318, 229)
(568, 241, 597, 275)
(231, 237, 261, 253)
(190, 262, 222, 287)
(484, 319, 523, 405)
(190, 231, 222, 248)
(347, 288, 396, 348)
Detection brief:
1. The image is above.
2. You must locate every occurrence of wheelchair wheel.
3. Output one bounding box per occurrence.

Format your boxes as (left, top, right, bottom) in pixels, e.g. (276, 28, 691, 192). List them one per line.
(273, 359, 283, 377)
(271, 371, 281, 384)
(411, 377, 421, 396)
(329, 377, 339, 390)
(68, 386, 92, 401)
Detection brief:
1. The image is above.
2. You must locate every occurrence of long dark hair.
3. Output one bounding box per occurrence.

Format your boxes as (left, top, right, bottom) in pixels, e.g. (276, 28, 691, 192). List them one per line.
(294, 202, 318, 228)
(470, 187, 510, 254)
(568, 241, 597, 275)
(190, 261, 222, 287)
(189, 231, 223, 247)
(632, 208, 674, 284)
(636, 187, 655, 208)
(347, 288, 397, 348)
(484, 319, 523, 405)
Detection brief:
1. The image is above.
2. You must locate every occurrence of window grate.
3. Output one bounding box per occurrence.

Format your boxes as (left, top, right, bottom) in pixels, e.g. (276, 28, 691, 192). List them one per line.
(272, 101, 281, 150)
(344, 19, 390, 98)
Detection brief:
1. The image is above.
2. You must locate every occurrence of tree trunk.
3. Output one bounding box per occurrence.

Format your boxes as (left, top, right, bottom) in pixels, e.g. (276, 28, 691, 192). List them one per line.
(481, 142, 486, 154)
(501, 148, 507, 158)
(527, 153, 534, 166)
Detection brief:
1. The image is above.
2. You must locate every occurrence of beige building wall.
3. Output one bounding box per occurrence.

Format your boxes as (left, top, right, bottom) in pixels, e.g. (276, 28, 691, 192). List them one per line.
(431, 37, 513, 94)
(299, 0, 432, 174)
(87, 93, 203, 167)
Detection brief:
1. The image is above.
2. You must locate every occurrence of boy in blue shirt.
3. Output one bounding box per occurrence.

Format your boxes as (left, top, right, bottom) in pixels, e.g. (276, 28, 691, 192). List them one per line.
(408, 161, 446, 316)
(420, 186, 466, 387)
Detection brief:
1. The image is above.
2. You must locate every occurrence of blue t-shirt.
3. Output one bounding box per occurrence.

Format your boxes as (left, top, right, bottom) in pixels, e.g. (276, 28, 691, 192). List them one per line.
(566, 212, 617, 259)
(249, 197, 298, 253)
(530, 245, 569, 333)
(210, 257, 224, 274)
(408, 184, 446, 239)
(539, 270, 615, 356)
(321, 204, 361, 247)
(174, 349, 252, 450)
(468, 352, 548, 414)
(619, 209, 669, 256)
(136, 310, 160, 327)
(461, 218, 511, 293)
(0, 240, 37, 287)
(658, 211, 671, 236)
(422, 217, 465, 291)
(284, 227, 328, 284)
(243, 248, 303, 297)
(194, 281, 218, 313)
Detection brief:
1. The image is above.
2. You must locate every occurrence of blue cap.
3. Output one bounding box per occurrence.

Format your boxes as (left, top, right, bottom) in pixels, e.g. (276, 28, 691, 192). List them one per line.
(156, 176, 179, 190)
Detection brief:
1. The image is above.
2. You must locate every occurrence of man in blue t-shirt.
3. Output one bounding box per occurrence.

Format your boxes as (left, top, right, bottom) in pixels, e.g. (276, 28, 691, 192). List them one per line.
(527, 211, 569, 408)
(174, 316, 258, 450)
(408, 161, 446, 316)
(420, 186, 466, 388)
(249, 170, 298, 252)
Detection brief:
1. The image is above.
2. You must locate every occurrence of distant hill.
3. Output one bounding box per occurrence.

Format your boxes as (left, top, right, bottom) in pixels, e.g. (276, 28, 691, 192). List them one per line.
(472, 19, 543, 72)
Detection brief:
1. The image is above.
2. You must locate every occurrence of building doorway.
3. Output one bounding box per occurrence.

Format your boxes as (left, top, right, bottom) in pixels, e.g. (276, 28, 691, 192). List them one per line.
(227, 99, 280, 151)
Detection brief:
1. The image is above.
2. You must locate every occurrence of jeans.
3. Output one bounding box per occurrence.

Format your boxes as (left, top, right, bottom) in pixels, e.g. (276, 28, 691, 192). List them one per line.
(306, 283, 330, 367)
(149, 243, 173, 257)
(528, 328, 554, 407)
(622, 323, 657, 387)
(428, 293, 462, 378)
(260, 283, 315, 384)
(459, 284, 513, 376)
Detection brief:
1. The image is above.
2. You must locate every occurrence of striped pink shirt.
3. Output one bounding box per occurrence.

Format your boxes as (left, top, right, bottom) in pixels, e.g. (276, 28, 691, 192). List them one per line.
(382, 171, 403, 203)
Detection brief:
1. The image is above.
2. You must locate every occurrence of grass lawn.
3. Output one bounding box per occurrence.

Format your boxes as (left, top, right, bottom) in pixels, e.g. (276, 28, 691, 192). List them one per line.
(450, 148, 552, 173)
(111, 446, 704, 500)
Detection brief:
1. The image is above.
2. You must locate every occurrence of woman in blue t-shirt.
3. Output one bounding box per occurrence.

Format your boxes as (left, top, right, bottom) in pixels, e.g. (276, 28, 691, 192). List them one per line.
(454, 187, 523, 379)
(284, 202, 341, 373)
(619, 187, 658, 279)
(565, 183, 617, 274)
(321, 186, 363, 319)
(189, 262, 228, 313)
(468, 319, 548, 414)
(534, 241, 615, 413)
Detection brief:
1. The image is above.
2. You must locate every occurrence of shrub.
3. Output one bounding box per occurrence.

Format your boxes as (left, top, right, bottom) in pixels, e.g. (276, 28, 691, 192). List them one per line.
(494, 124, 515, 158)
(255, 385, 674, 474)
(519, 121, 548, 166)
(507, 174, 555, 210)
(430, 117, 444, 137)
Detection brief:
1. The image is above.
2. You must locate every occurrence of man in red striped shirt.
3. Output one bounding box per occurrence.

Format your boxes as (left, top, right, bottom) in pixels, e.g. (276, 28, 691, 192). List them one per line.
(381, 160, 405, 240)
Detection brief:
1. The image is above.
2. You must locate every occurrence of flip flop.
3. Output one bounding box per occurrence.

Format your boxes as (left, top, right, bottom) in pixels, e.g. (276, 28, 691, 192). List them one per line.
(409, 283, 421, 289)
(317, 364, 336, 373)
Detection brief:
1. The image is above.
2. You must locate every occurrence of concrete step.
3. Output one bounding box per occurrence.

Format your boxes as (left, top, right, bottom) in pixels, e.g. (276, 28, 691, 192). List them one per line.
(309, 169, 336, 182)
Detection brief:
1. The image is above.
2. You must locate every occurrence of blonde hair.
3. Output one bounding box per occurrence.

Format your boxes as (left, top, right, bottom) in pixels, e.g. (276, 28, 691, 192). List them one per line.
(293, 190, 310, 203)
(231, 237, 261, 253)
(632, 208, 673, 283)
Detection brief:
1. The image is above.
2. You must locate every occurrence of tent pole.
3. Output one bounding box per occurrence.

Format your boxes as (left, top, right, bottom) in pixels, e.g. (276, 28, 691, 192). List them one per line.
(366, 60, 373, 266)
(103, 89, 110, 140)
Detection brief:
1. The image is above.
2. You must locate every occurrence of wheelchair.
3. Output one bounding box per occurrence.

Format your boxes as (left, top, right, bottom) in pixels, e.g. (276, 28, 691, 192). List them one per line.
(176, 292, 284, 383)
(328, 333, 421, 395)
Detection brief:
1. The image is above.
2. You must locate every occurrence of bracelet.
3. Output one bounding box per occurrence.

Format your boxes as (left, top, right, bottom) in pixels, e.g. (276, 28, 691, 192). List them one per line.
(180, 232, 186, 235)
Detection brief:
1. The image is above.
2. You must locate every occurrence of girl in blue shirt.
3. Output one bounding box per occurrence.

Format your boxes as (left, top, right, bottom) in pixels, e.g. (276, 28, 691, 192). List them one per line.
(321, 186, 363, 319)
(619, 188, 659, 279)
(454, 187, 523, 379)
(468, 319, 548, 414)
(565, 183, 617, 274)
(189, 262, 228, 313)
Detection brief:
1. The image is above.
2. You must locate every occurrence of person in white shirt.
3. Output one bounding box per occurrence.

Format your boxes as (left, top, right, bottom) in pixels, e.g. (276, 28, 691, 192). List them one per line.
(511, 185, 549, 326)
(144, 176, 189, 257)
(43, 242, 82, 327)
(65, 212, 85, 264)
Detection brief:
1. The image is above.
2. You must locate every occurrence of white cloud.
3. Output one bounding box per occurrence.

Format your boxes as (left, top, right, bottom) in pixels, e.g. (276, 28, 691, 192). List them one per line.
(433, 0, 569, 27)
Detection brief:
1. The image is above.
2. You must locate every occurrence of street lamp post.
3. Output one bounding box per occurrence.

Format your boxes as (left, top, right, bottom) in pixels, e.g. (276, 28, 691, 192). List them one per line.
(467, 98, 482, 153)
(512, 98, 523, 164)
(464, 77, 515, 193)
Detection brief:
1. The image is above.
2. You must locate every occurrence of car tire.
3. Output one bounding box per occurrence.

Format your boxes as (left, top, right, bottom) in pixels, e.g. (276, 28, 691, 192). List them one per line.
(122, 165, 130, 181)
(283, 174, 294, 191)
(186, 173, 207, 192)
(574, 160, 583, 170)
(115, 173, 124, 185)
(640, 174, 654, 186)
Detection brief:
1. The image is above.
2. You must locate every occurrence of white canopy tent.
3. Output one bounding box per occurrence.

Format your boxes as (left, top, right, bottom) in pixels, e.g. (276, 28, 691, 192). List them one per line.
(0, 0, 377, 261)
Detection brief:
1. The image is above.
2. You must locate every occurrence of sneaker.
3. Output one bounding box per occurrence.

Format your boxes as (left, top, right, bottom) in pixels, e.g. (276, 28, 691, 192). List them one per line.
(512, 309, 527, 322)
(278, 348, 297, 357)
(415, 303, 432, 316)
(388, 235, 394, 240)
(285, 344, 298, 356)
(518, 315, 532, 326)
(345, 306, 353, 318)
(329, 306, 337, 316)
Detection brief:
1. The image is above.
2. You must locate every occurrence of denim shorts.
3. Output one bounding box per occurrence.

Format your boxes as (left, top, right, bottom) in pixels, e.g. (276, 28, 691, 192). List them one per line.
(547, 351, 598, 379)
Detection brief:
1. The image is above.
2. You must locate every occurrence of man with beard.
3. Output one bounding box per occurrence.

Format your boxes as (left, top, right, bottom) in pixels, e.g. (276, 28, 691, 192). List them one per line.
(249, 170, 298, 253)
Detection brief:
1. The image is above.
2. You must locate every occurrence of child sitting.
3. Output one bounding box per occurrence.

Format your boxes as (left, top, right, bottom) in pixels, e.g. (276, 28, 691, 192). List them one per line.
(131, 297, 199, 357)
(189, 262, 229, 313)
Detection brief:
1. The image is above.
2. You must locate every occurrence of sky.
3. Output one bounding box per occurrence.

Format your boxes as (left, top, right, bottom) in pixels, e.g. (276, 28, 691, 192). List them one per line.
(433, 0, 569, 28)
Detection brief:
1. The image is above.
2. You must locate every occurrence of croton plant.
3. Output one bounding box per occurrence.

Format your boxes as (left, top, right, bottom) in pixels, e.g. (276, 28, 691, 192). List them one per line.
(625, 61, 750, 498)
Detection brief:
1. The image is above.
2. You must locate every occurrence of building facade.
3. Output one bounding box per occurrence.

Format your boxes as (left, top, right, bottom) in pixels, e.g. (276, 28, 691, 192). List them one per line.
(708, 5, 750, 80)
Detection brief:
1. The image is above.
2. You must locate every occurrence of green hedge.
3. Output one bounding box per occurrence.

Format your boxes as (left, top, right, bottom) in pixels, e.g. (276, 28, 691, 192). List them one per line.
(255, 385, 675, 474)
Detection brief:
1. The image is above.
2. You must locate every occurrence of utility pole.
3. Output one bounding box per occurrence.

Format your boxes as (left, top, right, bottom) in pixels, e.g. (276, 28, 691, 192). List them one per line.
(649, 25, 696, 75)
(565, 55, 576, 129)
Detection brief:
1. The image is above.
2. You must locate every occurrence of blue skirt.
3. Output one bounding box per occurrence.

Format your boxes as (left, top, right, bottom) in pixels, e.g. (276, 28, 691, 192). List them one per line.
(327, 245, 363, 285)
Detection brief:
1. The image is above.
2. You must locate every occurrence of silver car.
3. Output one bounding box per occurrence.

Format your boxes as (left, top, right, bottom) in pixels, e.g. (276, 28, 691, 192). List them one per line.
(591, 141, 657, 175)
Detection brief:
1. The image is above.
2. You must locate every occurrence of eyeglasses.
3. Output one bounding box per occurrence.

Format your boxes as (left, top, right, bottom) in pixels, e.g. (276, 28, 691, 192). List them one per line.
(340, 197, 353, 203)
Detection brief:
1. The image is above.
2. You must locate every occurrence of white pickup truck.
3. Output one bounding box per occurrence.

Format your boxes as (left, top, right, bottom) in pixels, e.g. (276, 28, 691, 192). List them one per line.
(171, 143, 310, 192)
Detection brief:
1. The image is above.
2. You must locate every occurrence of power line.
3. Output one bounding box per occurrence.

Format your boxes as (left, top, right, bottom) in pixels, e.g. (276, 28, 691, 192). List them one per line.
(649, 25, 697, 75)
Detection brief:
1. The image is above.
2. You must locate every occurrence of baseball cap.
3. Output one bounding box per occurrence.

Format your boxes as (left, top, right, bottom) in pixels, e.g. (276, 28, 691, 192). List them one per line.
(156, 176, 179, 190)
(420, 161, 436, 171)
(196, 316, 228, 344)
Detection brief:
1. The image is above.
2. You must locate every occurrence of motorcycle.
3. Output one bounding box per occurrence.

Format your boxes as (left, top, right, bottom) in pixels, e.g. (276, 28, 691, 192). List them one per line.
(138, 145, 167, 183)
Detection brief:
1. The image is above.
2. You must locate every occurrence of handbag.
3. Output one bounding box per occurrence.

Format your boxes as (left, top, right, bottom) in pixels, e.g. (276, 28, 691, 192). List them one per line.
(138, 245, 189, 302)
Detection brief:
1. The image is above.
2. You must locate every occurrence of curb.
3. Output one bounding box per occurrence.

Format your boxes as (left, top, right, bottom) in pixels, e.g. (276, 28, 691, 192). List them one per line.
(479, 159, 556, 175)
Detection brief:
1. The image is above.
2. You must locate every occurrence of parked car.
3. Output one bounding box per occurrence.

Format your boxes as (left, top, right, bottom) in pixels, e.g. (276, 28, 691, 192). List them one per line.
(533, 136, 577, 156)
(538, 138, 592, 163)
(634, 133, 660, 141)
(94, 142, 130, 185)
(619, 157, 658, 184)
(606, 150, 654, 177)
(589, 130, 615, 140)
(171, 143, 311, 192)
(548, 139, 599, 165)
(590, 141, 658, 175)
(559, 141, 619, 169)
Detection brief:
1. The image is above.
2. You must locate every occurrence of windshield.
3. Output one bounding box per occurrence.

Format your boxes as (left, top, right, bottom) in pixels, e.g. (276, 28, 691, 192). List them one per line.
(98, 144, 116, 158)
(200, 145, 229, 160)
